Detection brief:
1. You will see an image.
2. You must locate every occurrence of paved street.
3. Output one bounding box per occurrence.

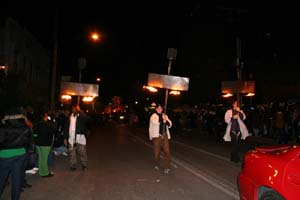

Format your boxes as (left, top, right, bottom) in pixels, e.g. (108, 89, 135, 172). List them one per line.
(2, 123, 236, 200)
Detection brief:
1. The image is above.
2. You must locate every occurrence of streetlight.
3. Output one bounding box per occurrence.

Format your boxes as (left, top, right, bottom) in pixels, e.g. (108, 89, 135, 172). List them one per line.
(90, 32, 101, 42)
(76, 31, 102, 105)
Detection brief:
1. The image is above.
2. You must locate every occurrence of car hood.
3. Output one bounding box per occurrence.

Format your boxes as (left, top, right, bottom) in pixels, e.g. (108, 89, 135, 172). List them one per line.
(254, 145, 300, 158)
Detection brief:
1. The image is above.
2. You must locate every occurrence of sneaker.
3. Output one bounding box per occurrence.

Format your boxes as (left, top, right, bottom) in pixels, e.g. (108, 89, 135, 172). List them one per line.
(154, 166, 160, 171)
(33, 167, 39, 171)
(62, 152, 68, 156)
(41, 172, 54, 178)
(164, 169, 171, 174)
(26, 169, 37, 174)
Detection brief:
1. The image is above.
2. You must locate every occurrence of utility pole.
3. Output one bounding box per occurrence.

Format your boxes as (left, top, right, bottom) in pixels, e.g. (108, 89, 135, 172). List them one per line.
(77, 57, 86, 105)
(236, 37, 242, 106)
(164, 48, 177, 113)
(50, 8, 58, 110)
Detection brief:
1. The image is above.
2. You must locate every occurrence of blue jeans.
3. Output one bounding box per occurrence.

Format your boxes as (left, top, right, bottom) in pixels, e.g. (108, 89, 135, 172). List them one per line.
(0, 154, 26, 200)
(53, 145, 68, 155)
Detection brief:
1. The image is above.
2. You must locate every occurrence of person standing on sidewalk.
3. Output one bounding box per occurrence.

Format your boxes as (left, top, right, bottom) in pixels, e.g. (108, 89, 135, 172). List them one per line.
(0, 107, 32, 200)
(32, 112, 55, 177)
(149, 105, 173, 174)
(223, 100, 249, 163)
(65, 105, 89, 171)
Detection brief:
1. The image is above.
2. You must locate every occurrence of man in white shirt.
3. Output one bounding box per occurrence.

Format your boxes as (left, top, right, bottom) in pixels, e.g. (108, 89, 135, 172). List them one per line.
(149, 105, 172, 174)
(65, 105, 88, 171)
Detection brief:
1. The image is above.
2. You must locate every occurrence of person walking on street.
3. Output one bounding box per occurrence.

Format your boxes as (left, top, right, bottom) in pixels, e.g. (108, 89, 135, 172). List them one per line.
(149, 105, 173, 174)
(224, 100, 249, 163)
(65, 105, 89, 171)
(33, 112, 55, 177)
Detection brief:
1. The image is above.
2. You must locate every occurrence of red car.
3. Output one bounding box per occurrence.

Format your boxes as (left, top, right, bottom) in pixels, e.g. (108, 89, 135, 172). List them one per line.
(238, 145, 300, 200)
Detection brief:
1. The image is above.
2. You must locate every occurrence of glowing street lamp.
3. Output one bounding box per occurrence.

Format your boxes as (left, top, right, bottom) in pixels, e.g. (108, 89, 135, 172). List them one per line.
(96, 77, 101, 82)
(90, 32, 100, 42)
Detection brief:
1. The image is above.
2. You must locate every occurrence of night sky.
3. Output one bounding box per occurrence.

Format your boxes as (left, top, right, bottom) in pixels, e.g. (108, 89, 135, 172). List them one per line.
(3, 2, 300, 104)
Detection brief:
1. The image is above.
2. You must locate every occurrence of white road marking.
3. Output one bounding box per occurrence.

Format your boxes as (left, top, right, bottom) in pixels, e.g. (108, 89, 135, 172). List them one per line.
(128, 132, 239, 200)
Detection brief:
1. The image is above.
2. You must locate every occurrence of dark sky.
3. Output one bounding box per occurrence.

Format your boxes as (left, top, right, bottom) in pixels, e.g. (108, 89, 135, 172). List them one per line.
(3, 2, 300, 104)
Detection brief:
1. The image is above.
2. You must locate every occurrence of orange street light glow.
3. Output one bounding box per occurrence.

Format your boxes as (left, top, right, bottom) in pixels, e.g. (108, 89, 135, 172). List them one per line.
(222, 93, 233, 98)
(169, 90, 180, 95)
(91, 32, 100, 41)
(96, 77, 101, 82)
(61, 95, 72, 101)
(0, 66, 5, 69)
(143, 85, 158, 92)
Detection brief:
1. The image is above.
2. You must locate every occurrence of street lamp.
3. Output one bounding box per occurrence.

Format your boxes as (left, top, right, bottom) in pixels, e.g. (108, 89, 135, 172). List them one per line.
(76, 31, 102, 105)
(90, 32, 101, 42)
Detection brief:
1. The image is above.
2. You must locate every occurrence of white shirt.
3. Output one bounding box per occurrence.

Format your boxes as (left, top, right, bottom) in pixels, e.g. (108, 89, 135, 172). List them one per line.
(149, 113, 172, 140)
(68, 114, 86, 146)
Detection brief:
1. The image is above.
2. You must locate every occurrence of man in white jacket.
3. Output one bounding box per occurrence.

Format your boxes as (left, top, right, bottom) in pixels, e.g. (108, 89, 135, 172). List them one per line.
(224, 100, 249, 163)
(149, 105, 172, 174)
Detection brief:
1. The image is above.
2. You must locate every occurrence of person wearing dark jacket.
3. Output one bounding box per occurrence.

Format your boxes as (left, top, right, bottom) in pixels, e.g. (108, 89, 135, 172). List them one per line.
(65, 105, 89, 171)
(33, 113, 55, 177)
(0, 107, 32, 200)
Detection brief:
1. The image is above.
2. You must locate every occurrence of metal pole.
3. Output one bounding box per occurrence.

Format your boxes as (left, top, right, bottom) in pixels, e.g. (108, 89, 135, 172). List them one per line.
(50, 9, 58, 109)
(164, 59, 172, 112)
(77, 69, 81, 105)
(236, 37, 242, 106)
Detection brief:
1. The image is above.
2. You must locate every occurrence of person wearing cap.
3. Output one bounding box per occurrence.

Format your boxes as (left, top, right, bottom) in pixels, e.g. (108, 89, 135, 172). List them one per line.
(149, 105, 173, 174)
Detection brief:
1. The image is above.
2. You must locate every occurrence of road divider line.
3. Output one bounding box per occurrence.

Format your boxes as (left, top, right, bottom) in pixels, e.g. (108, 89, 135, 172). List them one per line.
(128, 132, 239, 199)
(172, 141, 241, 170)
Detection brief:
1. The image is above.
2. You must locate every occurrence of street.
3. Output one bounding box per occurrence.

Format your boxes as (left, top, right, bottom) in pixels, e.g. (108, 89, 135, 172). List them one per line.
(2, 122, 266, 200)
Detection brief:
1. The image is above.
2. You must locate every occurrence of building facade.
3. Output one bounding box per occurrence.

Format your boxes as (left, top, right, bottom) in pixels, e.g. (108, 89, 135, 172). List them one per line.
(0, 18, 50, 110)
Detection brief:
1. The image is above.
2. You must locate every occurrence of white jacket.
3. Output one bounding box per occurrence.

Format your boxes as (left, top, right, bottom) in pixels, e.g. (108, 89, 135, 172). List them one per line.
(223, 109, 249, 142)
(149, 113, 172, 140)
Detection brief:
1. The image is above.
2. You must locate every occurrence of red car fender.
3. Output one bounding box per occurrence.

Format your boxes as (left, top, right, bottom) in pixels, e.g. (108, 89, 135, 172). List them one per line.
(239, 146, 300, 200)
